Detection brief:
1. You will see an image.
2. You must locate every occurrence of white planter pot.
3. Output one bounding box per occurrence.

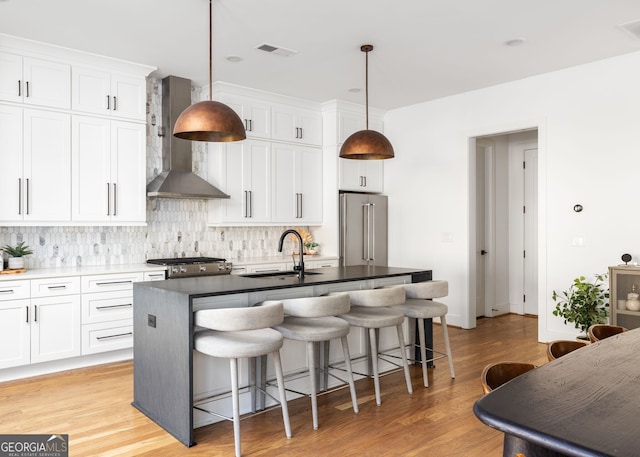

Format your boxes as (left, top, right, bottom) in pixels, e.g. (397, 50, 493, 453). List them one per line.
(8, 257, 24, 269)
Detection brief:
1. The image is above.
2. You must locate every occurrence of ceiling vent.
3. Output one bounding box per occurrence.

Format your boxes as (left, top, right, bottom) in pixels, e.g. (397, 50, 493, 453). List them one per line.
(256, 43, 298, 57)
(618, 19, 640, 41)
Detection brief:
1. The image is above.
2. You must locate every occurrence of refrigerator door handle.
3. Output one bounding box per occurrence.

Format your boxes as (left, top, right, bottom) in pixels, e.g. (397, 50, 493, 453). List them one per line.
(362, 203, 369, 261)
(369, 203, 375, 261)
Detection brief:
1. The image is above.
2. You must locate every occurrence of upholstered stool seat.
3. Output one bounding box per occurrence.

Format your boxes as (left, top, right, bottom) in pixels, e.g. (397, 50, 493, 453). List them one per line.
(331, 287, 413, 406)
(271, 295, 358, 430)
(195, 328, 284, 359)
(194, 302, 291, 457)
(387, 280, 455, 388)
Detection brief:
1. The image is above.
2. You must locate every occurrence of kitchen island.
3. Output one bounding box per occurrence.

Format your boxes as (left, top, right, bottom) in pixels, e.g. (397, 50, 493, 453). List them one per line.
(132, 265, 431, 446)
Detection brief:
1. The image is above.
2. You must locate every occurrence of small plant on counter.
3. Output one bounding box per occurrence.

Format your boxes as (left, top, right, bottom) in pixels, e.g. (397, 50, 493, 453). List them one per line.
(2, 241, 33, 257)
(2, 241, 33, 270)
(552, 273, 609, 338)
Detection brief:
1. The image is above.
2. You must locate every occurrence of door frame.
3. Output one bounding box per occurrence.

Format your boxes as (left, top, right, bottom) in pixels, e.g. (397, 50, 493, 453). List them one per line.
(465, 120, 548, 337)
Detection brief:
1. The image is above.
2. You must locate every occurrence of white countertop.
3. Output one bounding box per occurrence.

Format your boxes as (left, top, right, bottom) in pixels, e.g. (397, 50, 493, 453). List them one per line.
(0, 263, 166, 281)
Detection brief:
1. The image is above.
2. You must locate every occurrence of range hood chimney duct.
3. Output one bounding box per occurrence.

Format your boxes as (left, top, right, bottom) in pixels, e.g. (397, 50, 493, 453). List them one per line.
(146, 75, 230, 199)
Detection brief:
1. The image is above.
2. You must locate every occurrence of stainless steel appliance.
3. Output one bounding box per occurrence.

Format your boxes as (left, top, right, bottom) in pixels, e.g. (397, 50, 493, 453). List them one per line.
(339, 192, 388, 266)
(147, 257, 233, 279)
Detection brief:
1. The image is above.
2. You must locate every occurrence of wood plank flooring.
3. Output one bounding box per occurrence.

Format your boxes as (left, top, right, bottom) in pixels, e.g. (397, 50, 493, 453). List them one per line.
(0, 314, 548, 456)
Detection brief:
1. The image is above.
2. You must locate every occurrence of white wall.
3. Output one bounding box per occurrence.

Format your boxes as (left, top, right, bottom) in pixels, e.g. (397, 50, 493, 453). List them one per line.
(384, 50, 640, 341)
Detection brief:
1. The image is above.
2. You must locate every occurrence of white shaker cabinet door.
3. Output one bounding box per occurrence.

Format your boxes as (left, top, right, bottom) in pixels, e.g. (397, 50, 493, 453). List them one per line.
(23, 109, 71, 222)
(110, 120, 146, 222)
(72, 115, 111, 221)
(22, 57, 70, 109)
(0, 51, 23, 104)
(30, 294, 81, 364)
(0, 105, 23, 221)
(0, 299, 30, 369)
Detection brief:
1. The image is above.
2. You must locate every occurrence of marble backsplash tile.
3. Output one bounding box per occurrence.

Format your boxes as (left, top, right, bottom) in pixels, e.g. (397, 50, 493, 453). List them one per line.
(0, 78, 308, 269)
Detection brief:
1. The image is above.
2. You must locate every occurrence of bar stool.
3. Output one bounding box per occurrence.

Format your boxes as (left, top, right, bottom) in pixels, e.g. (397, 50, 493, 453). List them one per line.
(387, 280, 455, 388)
(270, 294, 359, 430)
(193, 302, 291, 457)
(331, 287, 413, 406)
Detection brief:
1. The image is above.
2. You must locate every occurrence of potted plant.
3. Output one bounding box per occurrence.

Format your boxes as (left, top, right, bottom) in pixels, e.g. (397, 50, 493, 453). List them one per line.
(552, 273, 609, 339)
(304, 242, 319, 255)
(2, 241, 33, 270)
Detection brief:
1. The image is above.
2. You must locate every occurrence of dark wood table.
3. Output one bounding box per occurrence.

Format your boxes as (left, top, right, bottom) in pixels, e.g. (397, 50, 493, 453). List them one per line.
(474, 329, 640, 457)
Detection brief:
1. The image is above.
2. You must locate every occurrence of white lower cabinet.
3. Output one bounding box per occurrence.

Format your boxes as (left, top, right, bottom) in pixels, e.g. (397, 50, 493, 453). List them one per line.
(0, 268, 164, 374)
(82, 319, 133, 355)
(0, 277, 81, 369)
(80, 272, 143, 355)
(31, 294, 81, 364)
(0, 298, 30, 369)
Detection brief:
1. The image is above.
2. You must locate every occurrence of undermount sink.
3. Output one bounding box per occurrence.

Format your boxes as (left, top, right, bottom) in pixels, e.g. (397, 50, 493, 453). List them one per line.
(242, 270, 323, 279)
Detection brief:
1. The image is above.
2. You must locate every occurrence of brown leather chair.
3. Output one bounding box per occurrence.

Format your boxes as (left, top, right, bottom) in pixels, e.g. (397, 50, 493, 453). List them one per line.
(546, 340, 588, 361)
(481, 361, 537, 395)
(587, 324, 628, 343)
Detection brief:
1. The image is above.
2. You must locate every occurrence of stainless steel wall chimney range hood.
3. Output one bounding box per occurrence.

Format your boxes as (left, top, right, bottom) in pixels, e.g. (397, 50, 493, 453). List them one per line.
(146, 75, 230, 199)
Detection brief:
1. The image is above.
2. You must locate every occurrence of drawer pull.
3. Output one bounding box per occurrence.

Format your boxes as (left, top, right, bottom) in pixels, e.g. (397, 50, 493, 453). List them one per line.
(95, 280, 133, 286)
(0, 289, 14, 294)
(47, 285, 67, 290)
(147, 274, 165, 279)
(97, 332, 133, 341)
(254, 268, 280, 273)
(96, 303, 132, 310)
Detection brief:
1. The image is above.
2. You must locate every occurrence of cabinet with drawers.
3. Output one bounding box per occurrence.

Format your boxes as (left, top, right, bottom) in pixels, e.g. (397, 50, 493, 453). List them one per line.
(80, 272, 142, 355)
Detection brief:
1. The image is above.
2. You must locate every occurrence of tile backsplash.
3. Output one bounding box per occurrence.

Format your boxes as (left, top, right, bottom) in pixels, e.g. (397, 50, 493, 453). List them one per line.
(0, 78, 306, 269)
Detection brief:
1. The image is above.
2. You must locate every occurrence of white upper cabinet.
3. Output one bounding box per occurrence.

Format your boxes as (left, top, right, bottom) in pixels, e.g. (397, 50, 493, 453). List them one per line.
(271, 144, 322, 224)
(72, 116, 146, 223)
(209, 140, 271, 225)
(0, 51, 70, 109)
(272, 104, 322, 146)
(338, 159, 384, 193)
(0, 105, 71, 224)
(219, 94, 270, 139)
(72, 66, 147, 121)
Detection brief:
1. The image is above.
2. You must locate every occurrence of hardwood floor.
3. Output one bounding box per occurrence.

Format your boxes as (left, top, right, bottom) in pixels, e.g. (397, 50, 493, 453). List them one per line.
(0, 314, 548, 456)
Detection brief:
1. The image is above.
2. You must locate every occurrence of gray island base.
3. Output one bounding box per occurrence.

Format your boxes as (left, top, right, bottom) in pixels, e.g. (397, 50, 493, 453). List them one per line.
(132, 265, 432, 446)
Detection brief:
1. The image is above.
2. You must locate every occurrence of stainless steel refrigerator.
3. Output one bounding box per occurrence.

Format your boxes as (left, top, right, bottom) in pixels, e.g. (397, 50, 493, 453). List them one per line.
(339, 192, 388, 266)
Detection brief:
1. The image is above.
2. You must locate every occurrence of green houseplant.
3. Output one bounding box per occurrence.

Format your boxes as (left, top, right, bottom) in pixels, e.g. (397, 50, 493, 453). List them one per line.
(2, 241, 33, 270)
(552, 273, 609, 339)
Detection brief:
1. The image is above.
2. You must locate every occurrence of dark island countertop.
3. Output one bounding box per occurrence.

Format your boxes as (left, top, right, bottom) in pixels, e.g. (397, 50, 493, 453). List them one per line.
(135, 265, 432, 298)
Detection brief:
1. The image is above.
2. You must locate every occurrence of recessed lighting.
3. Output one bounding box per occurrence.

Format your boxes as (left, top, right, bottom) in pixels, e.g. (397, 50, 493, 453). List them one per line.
(226, 56, 243, 63)
(505, 38, 525, 47)
(348, 88, 361, 93)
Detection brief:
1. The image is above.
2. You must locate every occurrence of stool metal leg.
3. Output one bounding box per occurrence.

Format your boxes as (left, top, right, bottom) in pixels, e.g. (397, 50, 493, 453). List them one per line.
(441, 316, 455, 378)
(396, 324, 413, 394)
(417, 318, 429, 387)
(368, 328, 382, 406)
(340, 335, 359, 414)
(272, 350, 292, 439)
(230, 358, 241, 457)
(307, 341, 319, 430)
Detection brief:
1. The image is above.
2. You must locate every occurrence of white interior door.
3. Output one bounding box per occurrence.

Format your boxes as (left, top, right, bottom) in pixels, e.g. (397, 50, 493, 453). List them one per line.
(523, 148, 538, 314)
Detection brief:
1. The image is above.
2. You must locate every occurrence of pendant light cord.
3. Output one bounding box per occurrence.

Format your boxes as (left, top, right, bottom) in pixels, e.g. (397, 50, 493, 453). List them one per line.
(209, 0, 213, 101)
(365, 47, 369, 130)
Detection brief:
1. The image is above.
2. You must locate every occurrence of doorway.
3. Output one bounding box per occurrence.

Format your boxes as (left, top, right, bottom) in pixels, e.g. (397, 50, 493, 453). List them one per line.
(472, 130, 538, 319)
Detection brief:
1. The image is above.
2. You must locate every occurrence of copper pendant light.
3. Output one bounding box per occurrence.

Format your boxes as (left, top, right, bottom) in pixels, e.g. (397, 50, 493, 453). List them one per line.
(173, 0, 246, 142)
(339, 44, 394, 160)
